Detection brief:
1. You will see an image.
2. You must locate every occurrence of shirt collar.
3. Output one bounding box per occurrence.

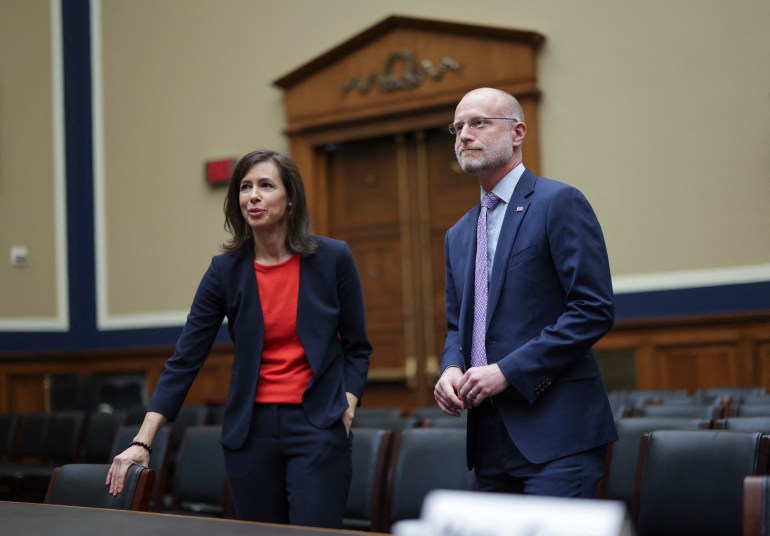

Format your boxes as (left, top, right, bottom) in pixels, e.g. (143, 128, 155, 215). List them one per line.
(480, 163, 525, 205)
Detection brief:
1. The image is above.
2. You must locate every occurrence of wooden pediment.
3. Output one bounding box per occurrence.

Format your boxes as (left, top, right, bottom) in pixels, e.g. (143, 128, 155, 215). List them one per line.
(274, 15, 545, 135)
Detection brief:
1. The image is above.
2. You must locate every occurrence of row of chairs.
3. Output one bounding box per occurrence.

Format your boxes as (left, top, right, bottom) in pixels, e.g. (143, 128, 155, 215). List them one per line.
(346, 426, 473, 532)
(0, 411, 127, 502)
(0, 406, 222, 510)
(611, 428, 769, 536)
(609, 386, 770, 421)
(352, 406, 467, 431)
(41, 424, 225, 516)
(38, 430, 770, 536)
(35, 424, 470, 533)
(598, 414, 770, 535)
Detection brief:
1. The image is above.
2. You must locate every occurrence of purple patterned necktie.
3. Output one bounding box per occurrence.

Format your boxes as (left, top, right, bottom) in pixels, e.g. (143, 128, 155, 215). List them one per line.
(471, 192, 501, 368)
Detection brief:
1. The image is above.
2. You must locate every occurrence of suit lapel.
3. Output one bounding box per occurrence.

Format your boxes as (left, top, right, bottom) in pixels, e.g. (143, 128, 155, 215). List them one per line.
(459, 206, 481, 353)
(487, 170, 537, 325)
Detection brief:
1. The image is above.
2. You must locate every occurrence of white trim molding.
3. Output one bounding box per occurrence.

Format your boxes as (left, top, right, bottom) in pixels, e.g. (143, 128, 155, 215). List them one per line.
(613, 263, 770, 294)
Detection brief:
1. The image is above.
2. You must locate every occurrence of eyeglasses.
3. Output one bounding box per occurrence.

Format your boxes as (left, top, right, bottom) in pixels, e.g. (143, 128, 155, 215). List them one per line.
(448, 117, 519, 135)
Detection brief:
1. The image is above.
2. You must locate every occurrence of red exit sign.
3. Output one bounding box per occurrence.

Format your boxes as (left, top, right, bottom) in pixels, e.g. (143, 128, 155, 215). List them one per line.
(205, 158, 235, 186)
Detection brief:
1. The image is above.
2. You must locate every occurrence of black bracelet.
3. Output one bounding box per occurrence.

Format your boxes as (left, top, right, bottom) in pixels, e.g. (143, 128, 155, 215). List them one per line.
(128, 440, 152, 454)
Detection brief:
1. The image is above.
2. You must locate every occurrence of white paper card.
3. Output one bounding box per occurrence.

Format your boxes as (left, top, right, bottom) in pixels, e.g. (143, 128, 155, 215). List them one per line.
(393, 490, 634, 536)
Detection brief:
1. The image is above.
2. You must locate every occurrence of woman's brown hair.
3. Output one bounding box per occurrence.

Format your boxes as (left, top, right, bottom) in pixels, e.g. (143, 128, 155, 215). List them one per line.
(222, 149, 317, 256)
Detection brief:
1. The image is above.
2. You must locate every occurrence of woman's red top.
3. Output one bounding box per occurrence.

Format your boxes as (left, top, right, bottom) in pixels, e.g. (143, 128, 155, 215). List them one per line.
(253, 255, 312, 404)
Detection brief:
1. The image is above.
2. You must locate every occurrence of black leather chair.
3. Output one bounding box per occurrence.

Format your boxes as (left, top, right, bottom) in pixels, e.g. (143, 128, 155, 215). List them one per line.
(597, 416, 707, 506)
(165, 406, 208, 496)
(410, 406, 447, 422)
(714, 417, 770, 433)
(384, 428, 474, 532)
(633, 430, 770, 536)
(421, 414, 468, 428)
(638, 402, 723, 420)
(80, 411, 127, 463)
(111, 424, 173, 512)
(354, 407, 403, 419)
(45, 463, 155, 511)
(731, 404, 770, 418)
(741, 395, 770, 405)
(696, 386, 766, 402)
(352, 415, 419, 431)
(0, 412, 19, 461)
(3, 412, 50, 462)
(615, 389, 690, 415)
(0, 412, 51, 500)
(172, 425, 228, 517)
(343, 428, 393, 532)
(0, 411, 86, 502)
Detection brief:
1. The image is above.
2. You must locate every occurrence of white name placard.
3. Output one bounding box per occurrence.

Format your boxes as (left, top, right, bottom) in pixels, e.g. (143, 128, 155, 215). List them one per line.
(393, 490, 634, 536)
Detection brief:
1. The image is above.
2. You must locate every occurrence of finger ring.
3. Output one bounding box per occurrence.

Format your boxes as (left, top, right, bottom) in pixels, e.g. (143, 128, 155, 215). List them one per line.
(469, 391, 477, 399)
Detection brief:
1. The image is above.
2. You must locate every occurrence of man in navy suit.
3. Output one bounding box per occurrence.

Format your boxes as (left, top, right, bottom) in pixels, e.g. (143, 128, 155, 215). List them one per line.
(434, 88, 617, 497)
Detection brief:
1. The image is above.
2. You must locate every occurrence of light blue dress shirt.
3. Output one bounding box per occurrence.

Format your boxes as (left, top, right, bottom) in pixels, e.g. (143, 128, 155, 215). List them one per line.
(481, 163, 525, 280)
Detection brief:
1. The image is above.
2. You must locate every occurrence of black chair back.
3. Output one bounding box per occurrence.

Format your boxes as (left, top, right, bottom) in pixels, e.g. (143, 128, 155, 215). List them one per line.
(111, 425, 173, 511)
(80, 411, 127, 463)
(598, 416, 707, 505)
(633, 430, 770, 536)
(12, 412, 51, 461)
(384, 428, 474, 531)
(172, 425, 226, 516)
(343, 428, 393, 532)
(353, 415, 418, 430)
(45, 463, 155, 511)
(0, 413, 19, 460)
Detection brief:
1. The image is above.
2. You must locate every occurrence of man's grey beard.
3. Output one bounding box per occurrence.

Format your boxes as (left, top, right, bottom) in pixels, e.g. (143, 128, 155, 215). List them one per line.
(456, 138, 513, 174)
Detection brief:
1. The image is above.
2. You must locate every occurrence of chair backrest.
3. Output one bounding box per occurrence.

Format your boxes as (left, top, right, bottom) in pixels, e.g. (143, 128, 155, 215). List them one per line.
(741, 395, 770, 406)
(111, 424, 173, 512)
(343, 428, 393, 532)
(172, 425, 226, 516)
(384, 428, 474, 532)
(410, 406, 447, 422)
(696, 386, 766, 401)
(640, 402, 722, 420)
(715, 417, 770, 433)
(0, 412, 19, 460)
(353, 415, 419, 431)
(43, 412, 87, 465)
(633, 430, 770, 536)
(744, 475, 770, 536)
(170, 405, 209, 452)
(733, 404, 770, 418)
(80, 411, 127, 463)
(598, 416, 707, 505)
(45, 463, 155, 511)
(421, 415, 468, 428)
(13, 412, 51, 461)
(355, 407, 403, 419)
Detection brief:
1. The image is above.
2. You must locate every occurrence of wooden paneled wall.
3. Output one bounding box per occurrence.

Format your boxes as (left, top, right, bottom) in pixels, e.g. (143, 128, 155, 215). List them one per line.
(594, 312, 770, 393)
(1, 312, 768, 414)
(0, 346, 234, 414)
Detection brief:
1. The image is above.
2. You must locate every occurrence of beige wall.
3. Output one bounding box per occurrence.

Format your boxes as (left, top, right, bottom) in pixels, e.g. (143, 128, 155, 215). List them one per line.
(1, 0, 769, 328)
(0, 0, 62, 325)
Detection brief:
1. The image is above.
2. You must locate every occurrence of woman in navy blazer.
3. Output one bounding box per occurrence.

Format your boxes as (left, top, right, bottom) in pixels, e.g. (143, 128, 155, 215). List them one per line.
(107, 149, 371, 527)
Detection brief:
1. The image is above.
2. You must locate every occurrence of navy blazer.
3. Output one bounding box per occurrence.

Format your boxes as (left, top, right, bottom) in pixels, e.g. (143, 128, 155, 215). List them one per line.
(442, 169, 618, 466)
(149, 236, 371, 450)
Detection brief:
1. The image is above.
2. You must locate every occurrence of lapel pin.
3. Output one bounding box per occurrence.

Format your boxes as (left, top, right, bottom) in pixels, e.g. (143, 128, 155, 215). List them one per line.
(516, 206, 524, 213)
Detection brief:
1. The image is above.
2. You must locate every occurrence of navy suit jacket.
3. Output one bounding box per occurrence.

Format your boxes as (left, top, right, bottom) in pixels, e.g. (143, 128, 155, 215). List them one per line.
(442, 169, 618, 467)
(149, 236, 371, 450)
